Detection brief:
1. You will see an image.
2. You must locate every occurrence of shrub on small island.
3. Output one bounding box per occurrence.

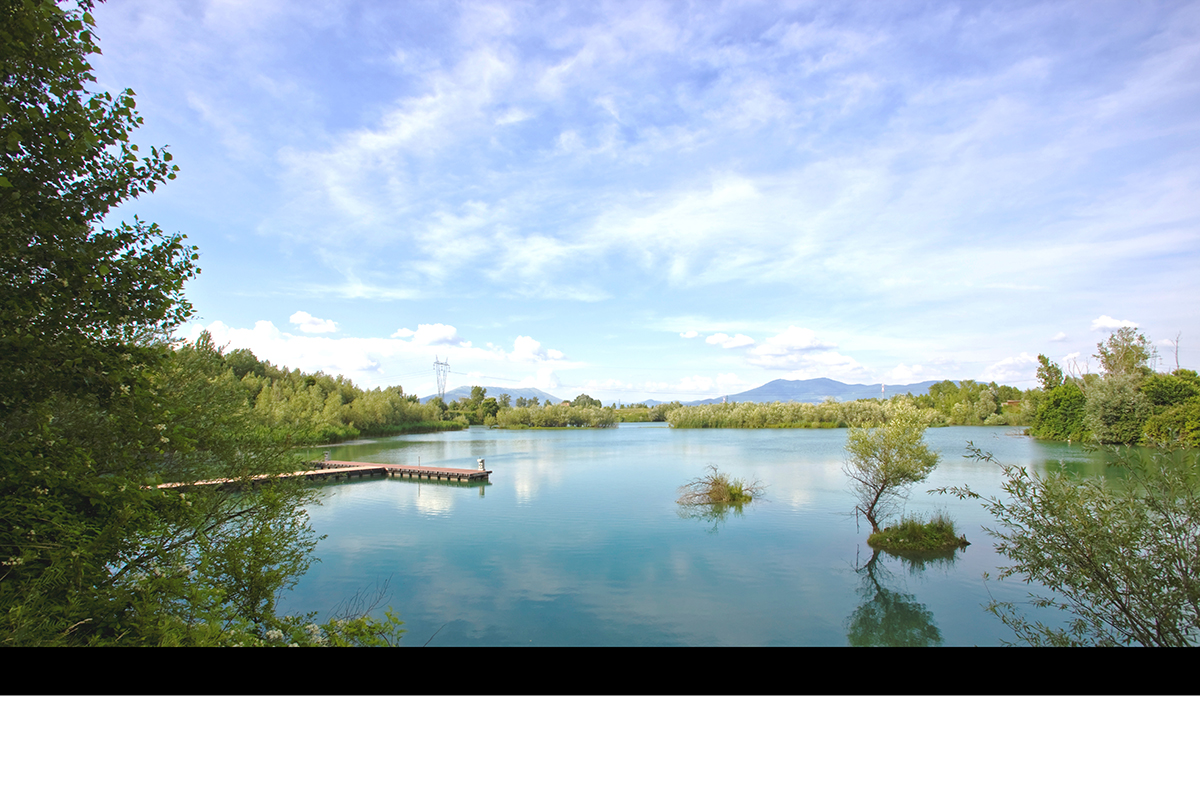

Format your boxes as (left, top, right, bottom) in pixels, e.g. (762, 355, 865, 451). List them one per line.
(678, 465, 765, 506)
(867, 512, 969, 551)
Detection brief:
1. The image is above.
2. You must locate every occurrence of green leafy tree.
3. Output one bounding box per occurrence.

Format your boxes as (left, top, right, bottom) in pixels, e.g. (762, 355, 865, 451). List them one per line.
(0, 1, 403, 646)
(0, 0, 197, 412)
(945, 445, 1200, 646)
(1096, 326, 1156, 377)
(1083, 373, 1151, 445)
(842, 404, 940, 534)
(1028, 381, 1087, 441)
(1036, 355, 1063, 391)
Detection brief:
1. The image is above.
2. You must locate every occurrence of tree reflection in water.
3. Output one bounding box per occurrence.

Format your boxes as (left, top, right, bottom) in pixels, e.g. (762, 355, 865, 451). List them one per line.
(845, 548, 960, 647)
(676, 503, 745, 535)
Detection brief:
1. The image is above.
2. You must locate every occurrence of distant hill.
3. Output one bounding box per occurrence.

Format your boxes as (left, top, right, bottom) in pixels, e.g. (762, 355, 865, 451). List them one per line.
(420, 385, 563, 405)
(634, 378, 942, 407)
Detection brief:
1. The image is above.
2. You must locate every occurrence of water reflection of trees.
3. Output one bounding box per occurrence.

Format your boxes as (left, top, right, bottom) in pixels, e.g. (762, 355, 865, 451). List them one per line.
(676, 503, 745, 535)
(845, 550, 946, 647)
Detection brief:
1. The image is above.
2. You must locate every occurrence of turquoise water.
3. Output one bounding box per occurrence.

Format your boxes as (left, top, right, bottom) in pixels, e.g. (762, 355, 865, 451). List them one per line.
(280, 424, 1099, 646)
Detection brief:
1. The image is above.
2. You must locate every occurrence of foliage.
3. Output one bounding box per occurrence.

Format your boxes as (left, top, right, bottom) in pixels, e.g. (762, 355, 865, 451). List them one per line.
(943, 445, 1200, 646)
(1036, 355, 1064, 391)
(0, 2, 406, 645)
(842, 403, 940, 534)
(1141, 371, 1200, 408)
(1096, 326, 1156, 377)
(0, 0, 198, 417)
(1083, 373, 1151, 445)
(866, 512, 967, 551)
(677, 465, 764, 506)
(1028, 381, 1087, 442)
(1143, 398, 1200, 447)
(495, 404, 617, 428)
(571, 393, 602, 408)
(664, 381, 1028, 430)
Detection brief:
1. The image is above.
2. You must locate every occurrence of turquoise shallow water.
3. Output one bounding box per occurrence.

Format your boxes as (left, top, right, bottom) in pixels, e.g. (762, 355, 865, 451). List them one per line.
(279, 424, 1099, 646)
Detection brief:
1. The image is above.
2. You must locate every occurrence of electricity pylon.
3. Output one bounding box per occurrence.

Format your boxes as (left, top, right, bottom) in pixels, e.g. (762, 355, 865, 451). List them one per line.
(434, 356, 449, 399)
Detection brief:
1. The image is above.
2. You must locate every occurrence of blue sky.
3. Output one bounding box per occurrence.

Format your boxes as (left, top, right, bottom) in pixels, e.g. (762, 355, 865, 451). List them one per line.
(91, 0, 1200, 401)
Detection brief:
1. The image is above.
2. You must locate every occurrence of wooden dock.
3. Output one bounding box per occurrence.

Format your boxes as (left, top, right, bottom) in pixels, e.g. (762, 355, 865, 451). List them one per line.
(157, 460, 491, 490)
(314, 460, 492, 483)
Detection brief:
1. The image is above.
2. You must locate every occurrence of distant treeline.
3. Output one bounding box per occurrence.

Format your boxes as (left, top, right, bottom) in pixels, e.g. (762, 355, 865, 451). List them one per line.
(222, 344, 463, 444)
(659, 327, 1198, 448)
(665, 380, 1028, 429)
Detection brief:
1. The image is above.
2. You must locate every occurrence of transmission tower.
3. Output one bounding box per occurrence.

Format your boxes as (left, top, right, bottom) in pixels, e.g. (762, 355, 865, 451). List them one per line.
(434, 356, 449, 399)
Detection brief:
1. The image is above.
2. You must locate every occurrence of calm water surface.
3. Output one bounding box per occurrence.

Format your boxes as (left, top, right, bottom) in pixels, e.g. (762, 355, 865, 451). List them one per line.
(280, 424, 1104, 646)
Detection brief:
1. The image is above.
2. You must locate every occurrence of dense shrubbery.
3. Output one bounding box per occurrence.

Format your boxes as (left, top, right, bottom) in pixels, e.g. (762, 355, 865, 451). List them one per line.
(496, 404, 617, 428)
(225, 347, 459, 443)
(664, 381, 1028, 430)
(1028, 381, 1087, 441)
(1026, 331, 1199, 446)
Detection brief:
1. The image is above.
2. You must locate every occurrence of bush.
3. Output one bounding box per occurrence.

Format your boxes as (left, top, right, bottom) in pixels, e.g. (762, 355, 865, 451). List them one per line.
(1083, 373, 1151, 445)
(866, 512, 968, 551)
(1142, 398, 1200, 447)
(943, 445, 1200, 646)
(677, 465, 764, 506)
(1028, 381, 1087, 441)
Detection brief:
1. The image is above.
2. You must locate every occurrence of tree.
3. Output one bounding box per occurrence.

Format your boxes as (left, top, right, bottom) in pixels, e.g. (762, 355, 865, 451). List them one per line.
(842, 404, 940, 534)
(0, 2, 403, 645)
(1096, 326, 1156, 377)
(945, 445, 1200, 646)
(1083, 373, 1151, 445)
(1036, 355, 1063, 391)
(0, 0, 197, 413)
(1028, 381, 1087, 441)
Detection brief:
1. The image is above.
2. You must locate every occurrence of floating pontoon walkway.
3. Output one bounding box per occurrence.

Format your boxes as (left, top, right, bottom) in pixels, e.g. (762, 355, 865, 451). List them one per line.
(157, 460, 491, 490)
(314, 460, 492, 483)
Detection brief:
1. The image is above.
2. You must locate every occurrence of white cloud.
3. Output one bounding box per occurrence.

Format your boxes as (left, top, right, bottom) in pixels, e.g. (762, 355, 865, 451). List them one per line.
(705, 332, 755, 349)
(1051, 331, 1068, 341)
(680, 331, 699, 338)
(746, 326, 836, 369)
(188, 320, 578, 393)
(777, 350, 872, 382)
(509, 335, 565, 363)
(885, 364, 928, 384)
(978, 352, 1039, 384)
(289, 311, 339, 334)
(1091, 315, 1140, 331)
(390, 323, 468, 347)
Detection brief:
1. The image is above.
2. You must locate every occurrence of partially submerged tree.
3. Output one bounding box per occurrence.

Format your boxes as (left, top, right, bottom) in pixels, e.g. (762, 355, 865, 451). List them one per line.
(843, 404, 940, 534)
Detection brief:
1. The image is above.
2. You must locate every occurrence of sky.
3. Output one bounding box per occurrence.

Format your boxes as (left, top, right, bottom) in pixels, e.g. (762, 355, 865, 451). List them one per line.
(89, 0, 1200, 401)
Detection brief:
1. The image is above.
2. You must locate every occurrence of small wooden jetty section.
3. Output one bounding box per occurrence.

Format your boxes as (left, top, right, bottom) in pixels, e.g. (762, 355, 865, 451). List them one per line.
(157, 460, 491, 490)
(314, 460, 492, 484)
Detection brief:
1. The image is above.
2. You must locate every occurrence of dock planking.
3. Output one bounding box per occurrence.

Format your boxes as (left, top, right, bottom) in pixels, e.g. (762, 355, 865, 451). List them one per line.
(157, 460, 491, 490)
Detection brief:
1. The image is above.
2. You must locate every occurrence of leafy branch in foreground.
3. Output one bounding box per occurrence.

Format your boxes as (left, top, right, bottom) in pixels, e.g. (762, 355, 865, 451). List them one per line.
(935, 443, 1200, 646)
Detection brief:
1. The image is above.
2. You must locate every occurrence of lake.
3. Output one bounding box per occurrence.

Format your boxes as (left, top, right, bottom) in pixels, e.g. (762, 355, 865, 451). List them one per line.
(280, 423, 1101, 646)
